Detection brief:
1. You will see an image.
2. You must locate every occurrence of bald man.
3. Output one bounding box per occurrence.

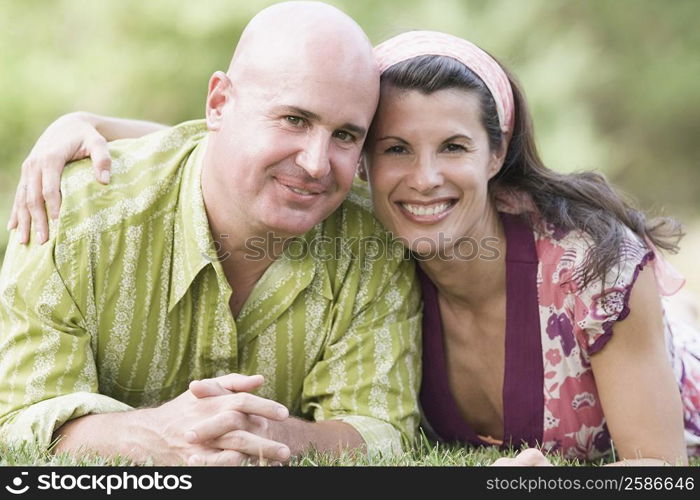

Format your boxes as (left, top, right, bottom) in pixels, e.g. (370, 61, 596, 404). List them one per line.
(0, 2, 421, 465)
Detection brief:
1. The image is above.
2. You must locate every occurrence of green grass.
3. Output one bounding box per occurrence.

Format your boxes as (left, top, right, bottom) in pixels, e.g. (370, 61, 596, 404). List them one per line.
(2, 435, 698, 467)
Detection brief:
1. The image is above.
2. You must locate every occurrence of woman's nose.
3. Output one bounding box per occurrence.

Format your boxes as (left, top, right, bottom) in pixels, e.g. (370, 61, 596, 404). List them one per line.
(405, 155, 443, 193)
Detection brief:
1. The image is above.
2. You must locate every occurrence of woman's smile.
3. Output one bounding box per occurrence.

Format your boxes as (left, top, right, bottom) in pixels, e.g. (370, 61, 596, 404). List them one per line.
(395, 198, 458, 223)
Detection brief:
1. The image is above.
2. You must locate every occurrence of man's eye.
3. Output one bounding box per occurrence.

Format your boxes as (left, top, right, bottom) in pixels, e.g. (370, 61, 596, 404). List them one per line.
(444, 143, 467, 153)
(333, 130, 355, 143)
(285, 116, 305, 127)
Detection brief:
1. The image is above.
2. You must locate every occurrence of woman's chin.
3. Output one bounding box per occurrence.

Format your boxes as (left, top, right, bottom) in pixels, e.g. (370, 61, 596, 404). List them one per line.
(409, 239, 441, 259)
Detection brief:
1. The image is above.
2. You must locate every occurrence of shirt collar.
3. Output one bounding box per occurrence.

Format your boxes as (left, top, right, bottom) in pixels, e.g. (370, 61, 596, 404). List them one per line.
(169, 136, 219, 312)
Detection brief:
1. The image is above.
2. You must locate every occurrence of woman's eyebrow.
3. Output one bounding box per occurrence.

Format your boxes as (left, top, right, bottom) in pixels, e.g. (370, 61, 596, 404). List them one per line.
(376, 136, 408, 143)
(443, 134, 474, 144)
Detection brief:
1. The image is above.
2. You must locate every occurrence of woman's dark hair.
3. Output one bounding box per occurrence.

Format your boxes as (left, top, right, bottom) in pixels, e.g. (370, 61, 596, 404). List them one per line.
(379, 54, 683, 286)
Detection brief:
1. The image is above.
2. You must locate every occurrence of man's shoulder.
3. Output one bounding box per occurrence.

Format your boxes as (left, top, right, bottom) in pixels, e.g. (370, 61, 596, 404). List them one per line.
(57, 120, 207, 244)
(322, 179, 384, 238)
(314, 179, 410, 275)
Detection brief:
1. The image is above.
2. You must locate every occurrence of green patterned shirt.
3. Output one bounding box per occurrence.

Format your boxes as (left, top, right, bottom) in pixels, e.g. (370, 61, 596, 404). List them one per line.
(0, 120, 422, 456)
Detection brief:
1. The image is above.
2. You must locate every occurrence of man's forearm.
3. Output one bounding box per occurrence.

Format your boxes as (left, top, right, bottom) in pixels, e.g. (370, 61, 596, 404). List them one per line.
(268, 418, 365, 458)
(52, 408, 169, 464)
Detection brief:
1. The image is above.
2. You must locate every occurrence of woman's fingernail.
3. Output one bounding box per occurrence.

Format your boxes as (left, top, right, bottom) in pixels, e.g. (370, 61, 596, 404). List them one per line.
(278, 447, 290, 461)
(37, 231, 45, 243)
(100, 171, 110, 184)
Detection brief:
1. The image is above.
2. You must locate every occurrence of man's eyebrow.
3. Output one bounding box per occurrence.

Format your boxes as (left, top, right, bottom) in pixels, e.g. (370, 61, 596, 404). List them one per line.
(282, 106, 321, 122)
(280, 106, 367, 138)
(342, 123, 367, 138)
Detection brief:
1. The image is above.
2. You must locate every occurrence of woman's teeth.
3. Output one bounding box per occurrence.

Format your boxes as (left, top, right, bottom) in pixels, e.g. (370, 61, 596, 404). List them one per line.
(400, 201, 452, 216)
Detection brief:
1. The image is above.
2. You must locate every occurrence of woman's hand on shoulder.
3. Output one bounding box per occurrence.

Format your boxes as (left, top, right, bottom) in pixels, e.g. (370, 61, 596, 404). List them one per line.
(8, 111, 112, 244)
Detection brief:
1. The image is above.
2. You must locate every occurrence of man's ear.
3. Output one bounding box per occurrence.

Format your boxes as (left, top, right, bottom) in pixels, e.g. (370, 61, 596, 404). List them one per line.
(206, 71, 233, 131)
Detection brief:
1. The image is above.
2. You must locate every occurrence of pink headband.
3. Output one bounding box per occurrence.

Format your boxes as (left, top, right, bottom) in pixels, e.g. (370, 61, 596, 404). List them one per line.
(374, 30, 515, 136)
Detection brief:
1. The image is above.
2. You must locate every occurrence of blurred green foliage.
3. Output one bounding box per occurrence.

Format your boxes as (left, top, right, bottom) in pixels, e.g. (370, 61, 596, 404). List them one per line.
(2, 0, 699, 266)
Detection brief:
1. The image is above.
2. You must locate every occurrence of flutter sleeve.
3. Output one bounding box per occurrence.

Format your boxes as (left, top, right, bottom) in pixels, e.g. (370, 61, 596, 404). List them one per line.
(571, 230, 655, 356)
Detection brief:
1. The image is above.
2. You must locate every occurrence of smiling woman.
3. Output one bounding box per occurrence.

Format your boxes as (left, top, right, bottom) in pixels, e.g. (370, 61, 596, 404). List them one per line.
(366, 87, 501, 257)
(361, 30, 700, 465)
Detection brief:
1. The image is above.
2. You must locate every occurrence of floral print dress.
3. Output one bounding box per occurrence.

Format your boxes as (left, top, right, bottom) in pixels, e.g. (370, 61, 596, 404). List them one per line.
(419, 213, 700, 460)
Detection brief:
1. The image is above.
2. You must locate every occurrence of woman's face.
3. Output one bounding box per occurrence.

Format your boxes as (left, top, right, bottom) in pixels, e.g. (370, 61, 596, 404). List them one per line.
(366, 86, 504, 257)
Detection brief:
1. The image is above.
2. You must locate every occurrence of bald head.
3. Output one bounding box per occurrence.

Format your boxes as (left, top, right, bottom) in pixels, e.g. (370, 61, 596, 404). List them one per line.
(228, 1, 377, 86)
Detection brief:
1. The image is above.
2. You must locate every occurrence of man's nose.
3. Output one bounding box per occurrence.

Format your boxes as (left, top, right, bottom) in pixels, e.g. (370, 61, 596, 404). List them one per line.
(406, 155, 444, 193)
(295, 132, 331, 179)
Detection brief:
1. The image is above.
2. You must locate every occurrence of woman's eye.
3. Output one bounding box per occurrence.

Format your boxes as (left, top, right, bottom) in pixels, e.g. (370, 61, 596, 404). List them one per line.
(444, 143, 467, 153)
(384, 145, 407, 154)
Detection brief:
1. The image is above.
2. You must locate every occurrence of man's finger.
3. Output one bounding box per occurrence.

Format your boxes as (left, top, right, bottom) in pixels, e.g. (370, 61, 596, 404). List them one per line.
(212, 430, 290, 463)
(184, 410, 248, 443)
(41, 167, 63, 220)
(223, 392, 289, 421)
(188, 449, 248, 466)
(189, 379, 228, 398)
(211, 373, 265, 393)
(189, 373, 265, 399)
(186, 413, 273, 446)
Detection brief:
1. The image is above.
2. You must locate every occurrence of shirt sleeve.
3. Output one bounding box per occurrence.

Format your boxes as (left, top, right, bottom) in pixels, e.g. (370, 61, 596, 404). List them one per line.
(572, 230, 655, 356)
(0, 232, 131, 451)
(299, 229, 422, 457)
